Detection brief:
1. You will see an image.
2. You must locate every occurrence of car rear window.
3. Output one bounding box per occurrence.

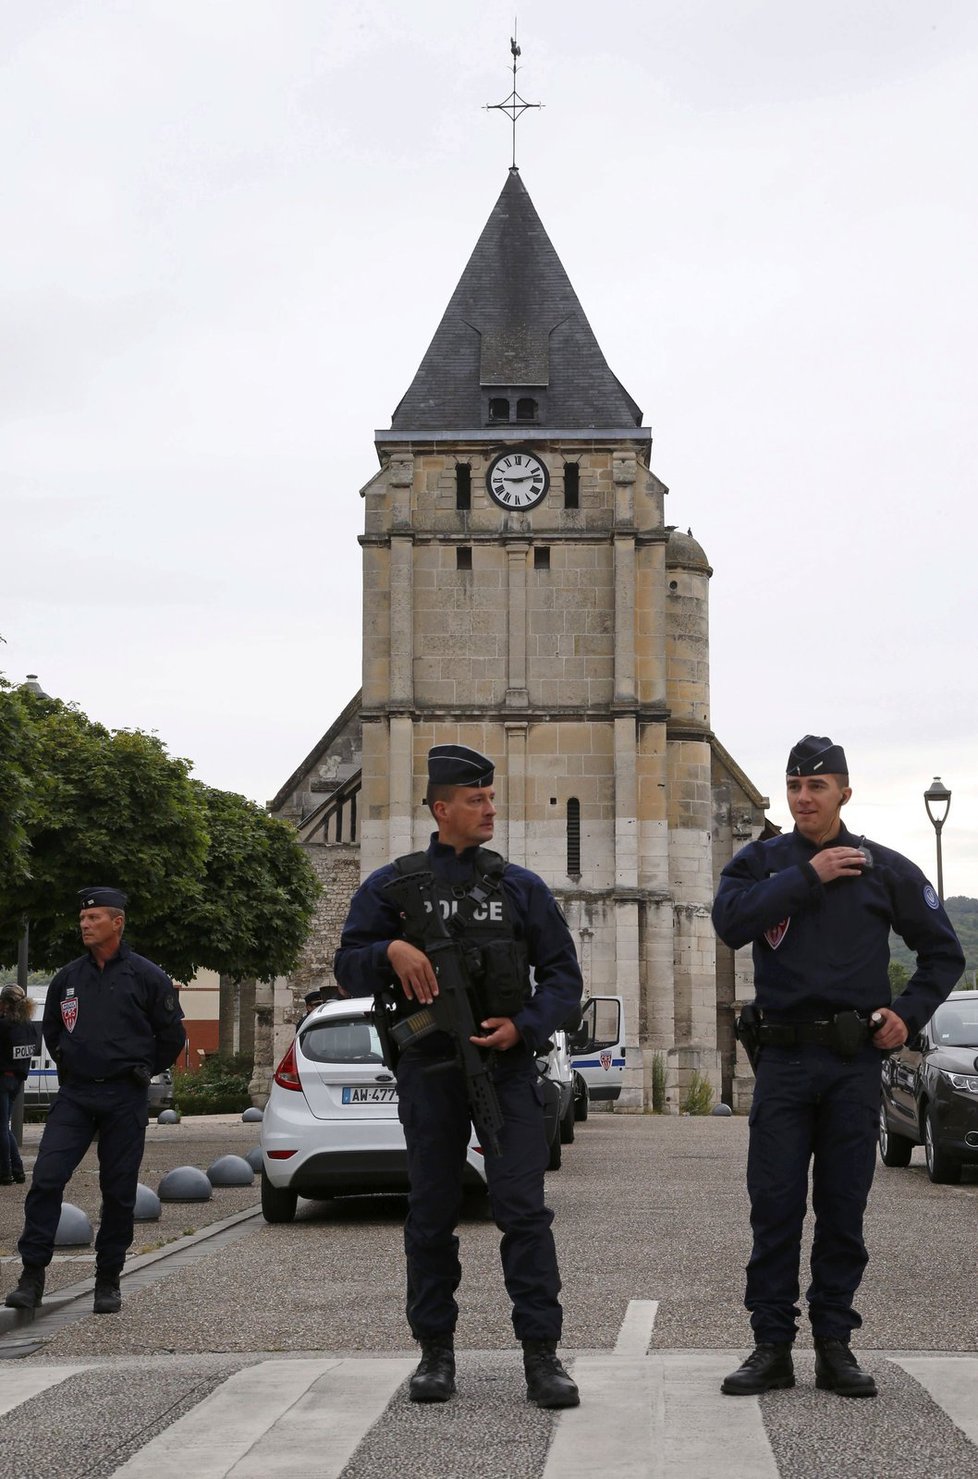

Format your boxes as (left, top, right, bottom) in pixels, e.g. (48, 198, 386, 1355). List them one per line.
(932, 1003, 978, 1047)
(300, 1019, 385, 1065)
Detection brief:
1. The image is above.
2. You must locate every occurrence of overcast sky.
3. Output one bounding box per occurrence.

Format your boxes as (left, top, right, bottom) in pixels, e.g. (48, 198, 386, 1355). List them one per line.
(3, 1, 977, 897)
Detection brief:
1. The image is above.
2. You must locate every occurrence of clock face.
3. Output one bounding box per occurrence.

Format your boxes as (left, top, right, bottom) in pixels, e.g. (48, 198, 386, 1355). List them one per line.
(486, 450, 550, 510)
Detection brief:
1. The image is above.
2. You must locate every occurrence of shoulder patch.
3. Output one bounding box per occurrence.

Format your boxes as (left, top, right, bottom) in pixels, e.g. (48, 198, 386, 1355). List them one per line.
(164, 992, 178, 1012)
(923, 884, 940, 911)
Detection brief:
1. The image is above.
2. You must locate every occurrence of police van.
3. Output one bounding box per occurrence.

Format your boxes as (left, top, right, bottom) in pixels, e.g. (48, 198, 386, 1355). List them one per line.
(22, 987, 56, 1110)
(570, 995, 624, 1103)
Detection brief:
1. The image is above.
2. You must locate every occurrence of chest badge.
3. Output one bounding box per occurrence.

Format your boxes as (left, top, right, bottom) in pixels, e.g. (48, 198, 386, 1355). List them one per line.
(764, 919, 790, 950)
(61, 998, 79, 1033)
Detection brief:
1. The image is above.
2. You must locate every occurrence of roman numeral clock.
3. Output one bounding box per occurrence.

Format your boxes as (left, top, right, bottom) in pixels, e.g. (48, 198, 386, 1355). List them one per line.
(485, 449, 550, 510)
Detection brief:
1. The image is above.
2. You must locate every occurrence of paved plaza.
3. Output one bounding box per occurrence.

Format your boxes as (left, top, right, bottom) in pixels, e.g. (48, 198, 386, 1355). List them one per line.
(0, 1112, 975, 1477)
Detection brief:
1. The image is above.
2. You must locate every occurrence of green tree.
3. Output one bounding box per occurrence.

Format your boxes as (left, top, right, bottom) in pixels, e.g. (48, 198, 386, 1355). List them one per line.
(0, 677, 38, 886)
(0, 690, 208, 972)
(180, 783, 320, 983)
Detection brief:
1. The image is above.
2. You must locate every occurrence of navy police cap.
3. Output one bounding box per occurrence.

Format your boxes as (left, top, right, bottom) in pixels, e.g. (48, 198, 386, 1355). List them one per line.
(427, 744, 494, 788)
(78, 886, 129, 911)
(786, 735, 848, 777)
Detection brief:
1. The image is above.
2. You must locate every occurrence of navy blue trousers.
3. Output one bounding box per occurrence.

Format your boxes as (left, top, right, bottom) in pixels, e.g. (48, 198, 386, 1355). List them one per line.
(18, 1081, 148, 1274)
(396, 1046, 562, 1342)
(745, 1044, 881, 1344)
(0, 1085, 25, 1179)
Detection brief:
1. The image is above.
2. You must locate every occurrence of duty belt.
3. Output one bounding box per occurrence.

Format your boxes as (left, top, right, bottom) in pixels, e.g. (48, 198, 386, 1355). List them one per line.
(757, 1011, 873, 1055)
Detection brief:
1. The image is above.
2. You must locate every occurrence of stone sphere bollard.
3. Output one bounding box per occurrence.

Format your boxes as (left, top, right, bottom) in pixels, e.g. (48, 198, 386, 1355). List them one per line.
(711, 1102, 733, 1117)
(157, 1109, 181, 1125)
(158, 1166, 212, 1202)
(241, 1107, 263, 1123)
(206, 1155, 255, 1188)
(134, 1183, 162, 1221)
(55, 1202, 94, 1247)
(244, 1145, 263, 1172)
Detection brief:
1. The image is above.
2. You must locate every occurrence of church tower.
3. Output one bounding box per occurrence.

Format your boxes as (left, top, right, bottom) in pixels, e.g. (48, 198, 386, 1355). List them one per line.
(357, 167, 724, 1108)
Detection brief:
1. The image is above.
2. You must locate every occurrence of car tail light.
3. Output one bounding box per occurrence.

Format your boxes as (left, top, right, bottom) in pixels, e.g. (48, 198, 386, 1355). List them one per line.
(273, 1040, 303, 1092)
(267, 1149, 298, 1159)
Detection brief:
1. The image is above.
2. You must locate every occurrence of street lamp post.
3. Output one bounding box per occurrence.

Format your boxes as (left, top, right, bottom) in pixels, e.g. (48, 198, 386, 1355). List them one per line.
(923, 777, 952, 901)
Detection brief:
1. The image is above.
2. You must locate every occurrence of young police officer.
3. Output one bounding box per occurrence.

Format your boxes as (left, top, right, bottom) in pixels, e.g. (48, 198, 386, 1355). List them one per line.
(334, 744, 583, 1408)
(5, 887, 185, 1316)
(713, 736, 963, 1398)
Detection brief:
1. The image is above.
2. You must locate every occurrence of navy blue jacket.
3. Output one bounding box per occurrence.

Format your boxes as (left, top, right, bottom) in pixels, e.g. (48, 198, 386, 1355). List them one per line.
(0, 1018, 37, 1082)
(43, 942, 186, 1082)
(712, 822, 964, 1033)
(334, 837, 583, 1050)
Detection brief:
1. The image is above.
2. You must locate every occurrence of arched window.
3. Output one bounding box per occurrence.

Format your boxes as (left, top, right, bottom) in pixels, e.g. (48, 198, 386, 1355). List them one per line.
(516, 397, 538, 422)
(566, 798, 581, 877)
(488, 397, 510, 423)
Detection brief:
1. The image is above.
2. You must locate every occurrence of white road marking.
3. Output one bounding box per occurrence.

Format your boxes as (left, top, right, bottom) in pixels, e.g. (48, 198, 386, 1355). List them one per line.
(543, 1353, 779, 1479)
(0, 1365, 90, 1418)
(112, 1357, 414, 1479)
(614, 1298, 659, 1354)
(890, 1357, 978, 1447)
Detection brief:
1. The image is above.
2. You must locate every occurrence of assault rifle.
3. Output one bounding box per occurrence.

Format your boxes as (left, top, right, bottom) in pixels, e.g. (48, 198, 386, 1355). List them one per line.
(381, 868, 505, 1158)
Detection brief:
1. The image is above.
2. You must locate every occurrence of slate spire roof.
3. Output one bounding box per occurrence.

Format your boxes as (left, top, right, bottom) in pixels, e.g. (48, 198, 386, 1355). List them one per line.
(387, 169, 644, 436)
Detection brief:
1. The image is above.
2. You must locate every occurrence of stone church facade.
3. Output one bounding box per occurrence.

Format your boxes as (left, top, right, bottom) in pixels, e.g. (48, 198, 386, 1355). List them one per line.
(268, 169, 768, 1111)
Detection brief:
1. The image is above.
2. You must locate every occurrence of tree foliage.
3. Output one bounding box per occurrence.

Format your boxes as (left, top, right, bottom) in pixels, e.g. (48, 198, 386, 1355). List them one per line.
(0, 682, 318, 982)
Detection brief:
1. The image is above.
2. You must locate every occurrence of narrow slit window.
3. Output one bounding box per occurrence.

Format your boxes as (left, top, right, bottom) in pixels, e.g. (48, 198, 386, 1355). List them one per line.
(566, 798, 581, 877)
(455, 463, 471, 510)
(534, 546, 550, 570)
(457, 546, 473, 571)
(563, 463, 580, 509)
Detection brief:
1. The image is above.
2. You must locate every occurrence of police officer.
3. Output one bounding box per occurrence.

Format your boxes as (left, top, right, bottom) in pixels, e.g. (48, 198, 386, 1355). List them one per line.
(296, 989, 323, 1028)
(713, 736, 964, 1399)
(5, 887, 185, 1316)
(0, 985, 37, 1185)
(334, 744, 582, 1408)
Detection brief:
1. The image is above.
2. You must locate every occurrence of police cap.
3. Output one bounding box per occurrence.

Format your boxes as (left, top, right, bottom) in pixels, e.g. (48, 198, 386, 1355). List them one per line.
(78, 886, 129, 911)
(304, 990, 323, 1005)
(786, 735, 848, 777)
(427, 744, 494, 788)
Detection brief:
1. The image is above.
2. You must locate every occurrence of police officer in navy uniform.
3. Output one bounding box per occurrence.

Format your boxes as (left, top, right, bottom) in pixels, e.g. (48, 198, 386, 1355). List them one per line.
(714, 737, 964, 1399)
(5, 887, 185, 1316)
(0, 985, 37, 1185)
(334, 744, 583, 1408)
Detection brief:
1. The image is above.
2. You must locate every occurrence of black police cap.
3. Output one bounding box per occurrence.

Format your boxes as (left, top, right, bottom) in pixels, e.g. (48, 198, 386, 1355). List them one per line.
(786, 735, 849, 777)
(78, 886, 129, 910)
(427, 744, 494, 788)
(304, 990, 323, 1005)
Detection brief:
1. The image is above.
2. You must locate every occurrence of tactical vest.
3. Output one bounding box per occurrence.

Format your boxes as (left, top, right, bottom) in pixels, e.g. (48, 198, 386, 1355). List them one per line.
(392, 848, 531, 1020)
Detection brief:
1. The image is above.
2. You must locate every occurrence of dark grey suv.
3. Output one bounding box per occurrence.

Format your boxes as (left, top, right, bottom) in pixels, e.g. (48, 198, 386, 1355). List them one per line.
(878, 990, 978, 1184)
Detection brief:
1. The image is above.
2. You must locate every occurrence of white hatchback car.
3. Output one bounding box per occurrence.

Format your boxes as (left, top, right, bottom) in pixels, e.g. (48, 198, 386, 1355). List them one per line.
(261, 998, 488, 1222)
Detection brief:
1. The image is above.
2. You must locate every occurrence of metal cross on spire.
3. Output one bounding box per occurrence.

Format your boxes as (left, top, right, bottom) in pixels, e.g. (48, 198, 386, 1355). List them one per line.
(484, 29, 542, 170)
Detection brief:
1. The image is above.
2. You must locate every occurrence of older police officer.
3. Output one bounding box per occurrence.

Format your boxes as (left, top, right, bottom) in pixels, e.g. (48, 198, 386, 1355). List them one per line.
(5, 887, 185, 1315)
(334, 744, 583, 1408)
(713, 737, 963, 1398)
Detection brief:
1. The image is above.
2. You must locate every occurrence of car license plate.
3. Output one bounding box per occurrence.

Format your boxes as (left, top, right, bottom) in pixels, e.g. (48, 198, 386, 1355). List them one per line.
(341, 1086, 398, 1104)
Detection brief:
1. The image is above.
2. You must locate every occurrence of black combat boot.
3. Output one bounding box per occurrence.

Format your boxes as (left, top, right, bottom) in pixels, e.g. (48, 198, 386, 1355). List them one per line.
(814, 1337, 877, 1398)
(522, 1340, 580, 1408)
(93, 1273, 122, 1315)
(4, 1264, 45, 1311)
(721, 1343, 795, 1395)
(409, 1338, 456, 1402)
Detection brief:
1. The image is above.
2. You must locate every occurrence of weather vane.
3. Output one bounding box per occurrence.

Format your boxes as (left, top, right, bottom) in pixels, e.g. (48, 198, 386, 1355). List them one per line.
(484, 27, 542, 169)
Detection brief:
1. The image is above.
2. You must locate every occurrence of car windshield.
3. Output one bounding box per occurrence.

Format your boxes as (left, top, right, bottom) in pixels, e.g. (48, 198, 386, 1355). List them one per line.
(300, 1017, 385, 1065)
(931, 1002, 978, 1048)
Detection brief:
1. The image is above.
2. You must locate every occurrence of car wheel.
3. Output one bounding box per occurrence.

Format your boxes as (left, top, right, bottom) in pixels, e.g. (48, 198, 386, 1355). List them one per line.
(559, 1094, 576, 1145)
(878, 1101, 913, 1167)
(261, 1166, 298, 1223)
(924, 1106, 961, 1185)
(573, 1072, 589, 1122)
(547, 1122, 562, 1170)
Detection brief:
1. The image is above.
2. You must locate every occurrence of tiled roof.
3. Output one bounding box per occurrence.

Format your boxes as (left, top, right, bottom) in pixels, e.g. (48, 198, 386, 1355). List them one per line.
(389, 169, 643, 434)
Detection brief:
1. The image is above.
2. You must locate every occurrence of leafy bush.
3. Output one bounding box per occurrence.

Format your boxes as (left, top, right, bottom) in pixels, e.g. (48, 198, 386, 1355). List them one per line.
(680, 1070, 714, 1116)
(173, 1053, 253, 1115)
